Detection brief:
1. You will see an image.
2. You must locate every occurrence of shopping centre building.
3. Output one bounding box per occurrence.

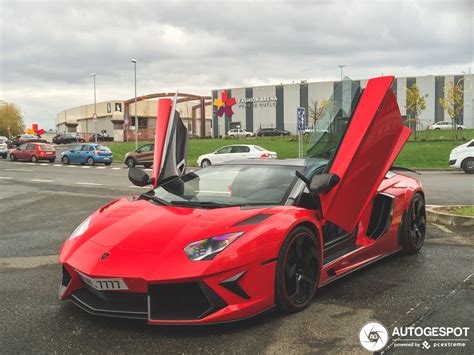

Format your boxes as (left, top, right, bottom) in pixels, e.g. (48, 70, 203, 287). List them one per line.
(56, 74, 473, 141)
(211, 74, 474, 137)
(56, 93, 212, 141)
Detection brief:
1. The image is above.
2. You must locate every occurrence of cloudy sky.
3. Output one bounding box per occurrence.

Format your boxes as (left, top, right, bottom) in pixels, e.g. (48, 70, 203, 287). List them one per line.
(1, 0, 472, 129)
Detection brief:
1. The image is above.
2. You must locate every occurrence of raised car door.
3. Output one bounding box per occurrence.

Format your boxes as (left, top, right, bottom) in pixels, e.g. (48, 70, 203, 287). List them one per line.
(317, 76, 411, 234)
(152, 97, 188, 186)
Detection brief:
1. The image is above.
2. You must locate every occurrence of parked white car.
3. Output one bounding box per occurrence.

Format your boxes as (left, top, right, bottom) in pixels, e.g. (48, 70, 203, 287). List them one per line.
(227, 128, 254, 138)
(449, 139, 474, 174)
(197, 145, 277, 167)
(0, 138, 8, 158)
(428, 121, 465, 130)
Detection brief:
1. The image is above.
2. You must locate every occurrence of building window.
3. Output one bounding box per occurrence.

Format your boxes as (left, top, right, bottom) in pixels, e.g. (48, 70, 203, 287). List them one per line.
(131, 117, 148, 129)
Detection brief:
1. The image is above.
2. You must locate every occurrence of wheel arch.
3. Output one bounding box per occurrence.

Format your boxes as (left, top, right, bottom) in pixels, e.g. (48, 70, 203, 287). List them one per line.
(290, 221, 324, 264)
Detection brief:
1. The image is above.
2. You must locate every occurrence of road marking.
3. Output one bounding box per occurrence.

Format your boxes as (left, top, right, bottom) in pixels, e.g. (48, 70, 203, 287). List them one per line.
(30, 179, 54, 183)
(0, 176, 13, 179)
(4, 168, 34, 172)
(75, 182, 103, 186)
(111, 167, 121, 170)
(433, 223, 454, 234)
(0, 255, 58, 269)
(95, 166, 106, 169)
(40, 163, 49, 166)
(54, 164, 62, 167)
(67, 165, 78, 168)
(128, 185, 149, 189)
(26, 162, 35, 165)
(81, 166, 91, 169)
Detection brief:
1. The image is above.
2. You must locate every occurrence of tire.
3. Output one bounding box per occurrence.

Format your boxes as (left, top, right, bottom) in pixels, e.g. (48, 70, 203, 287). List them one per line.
(62, 156, 70, 165)
(144, 163, 152, 168)
(230, 135, 235, 139)
(31, 155, 38, 163)
(87, 157, 95, 166)
(9, 154, 16, 161)
(246, 134, 251, 138)
(201, 159, 211, 168)
(275, 226, 320, 313)
(462, 158, 474, 174)
(125, 157, 136, 168)
(400, 193, 426, 254)
(435, 128, 440, 130)
(104, 162, 111, 166)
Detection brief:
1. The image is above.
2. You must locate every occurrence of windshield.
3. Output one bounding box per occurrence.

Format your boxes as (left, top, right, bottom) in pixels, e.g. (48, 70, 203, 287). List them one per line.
(148, 164, 299, 207)
(305, 77, 362, 176)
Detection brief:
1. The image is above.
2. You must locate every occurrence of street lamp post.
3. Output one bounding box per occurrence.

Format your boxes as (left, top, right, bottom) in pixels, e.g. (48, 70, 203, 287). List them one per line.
(91, 73, 97, 143)
(338, 65, 346, 81)
(131, 59, 138, 150)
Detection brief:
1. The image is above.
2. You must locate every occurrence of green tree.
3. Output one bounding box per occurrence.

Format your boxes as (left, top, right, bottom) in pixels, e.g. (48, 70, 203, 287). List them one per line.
(439, 81, 464, 141)
(405, 84, 426, 140)
(0, 102, 25, 137)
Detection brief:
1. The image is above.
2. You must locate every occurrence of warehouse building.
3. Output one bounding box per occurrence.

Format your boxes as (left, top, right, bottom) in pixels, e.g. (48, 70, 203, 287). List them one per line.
(211, 74, 474, 137)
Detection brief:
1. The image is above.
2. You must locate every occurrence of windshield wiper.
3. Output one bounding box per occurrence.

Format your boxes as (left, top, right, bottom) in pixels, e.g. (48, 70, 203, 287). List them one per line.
(139, 192, 170, 206)
(169, 200, 233, 209)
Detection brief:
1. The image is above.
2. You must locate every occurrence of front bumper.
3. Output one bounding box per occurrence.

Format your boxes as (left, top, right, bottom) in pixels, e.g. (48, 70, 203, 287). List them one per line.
(60, 259, 276, 324)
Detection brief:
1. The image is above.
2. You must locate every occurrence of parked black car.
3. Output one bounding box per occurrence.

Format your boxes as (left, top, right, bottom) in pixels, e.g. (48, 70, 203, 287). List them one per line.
(255, 128, 291, 137)
(9, 134, 47, 147)
(89, 133, 114, 142)
(52, 134, 85, 144)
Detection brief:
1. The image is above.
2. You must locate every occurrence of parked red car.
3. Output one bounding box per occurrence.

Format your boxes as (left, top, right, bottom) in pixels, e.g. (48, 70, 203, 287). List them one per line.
(9, 143, 56, 163)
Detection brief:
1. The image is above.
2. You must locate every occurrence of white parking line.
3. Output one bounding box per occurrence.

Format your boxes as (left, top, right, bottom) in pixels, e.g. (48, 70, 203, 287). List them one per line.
(26, 162, 35, 165)
(81, 166, 91, 169)
(30, 179, 54, 183)
(111, 167, 121, 170)
(75, 182, 103, 186)
(67, 165, 78, 168)
(40, 163, 49, 166)
(53, 164, 62, 167)
(95, 166, 106, 169)
(4, 168, 34, 172)
(0, 176, 13, 179)
(128, 185, 149, 189)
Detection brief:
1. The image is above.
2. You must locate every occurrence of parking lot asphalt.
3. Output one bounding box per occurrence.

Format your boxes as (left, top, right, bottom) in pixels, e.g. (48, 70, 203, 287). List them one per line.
(0, 158, 473, 354)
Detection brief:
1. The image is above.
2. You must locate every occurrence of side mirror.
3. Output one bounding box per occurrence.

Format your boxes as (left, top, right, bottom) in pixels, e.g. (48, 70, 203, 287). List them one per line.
(309, 173, 340, 195)
(128, 167, 153, 187)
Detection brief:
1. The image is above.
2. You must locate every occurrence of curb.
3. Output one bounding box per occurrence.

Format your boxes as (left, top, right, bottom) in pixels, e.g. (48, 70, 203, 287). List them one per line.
(426, 205, 474, 227)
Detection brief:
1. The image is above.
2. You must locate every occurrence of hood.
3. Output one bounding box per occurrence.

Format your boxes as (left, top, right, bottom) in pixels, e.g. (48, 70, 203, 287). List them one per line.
(84, 198, 274, 251)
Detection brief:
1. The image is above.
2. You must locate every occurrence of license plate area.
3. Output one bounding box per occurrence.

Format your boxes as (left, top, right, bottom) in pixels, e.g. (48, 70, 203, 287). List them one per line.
(78, 272, 128, 291)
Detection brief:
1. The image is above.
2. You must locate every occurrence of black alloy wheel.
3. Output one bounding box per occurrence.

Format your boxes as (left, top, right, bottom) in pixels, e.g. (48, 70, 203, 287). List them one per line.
(275, 226, 320, 313)
(401, 193, 426, 254)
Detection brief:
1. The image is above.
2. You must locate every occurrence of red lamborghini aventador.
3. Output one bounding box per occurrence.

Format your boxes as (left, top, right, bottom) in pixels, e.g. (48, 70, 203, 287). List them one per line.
(59, 76, 426, 324)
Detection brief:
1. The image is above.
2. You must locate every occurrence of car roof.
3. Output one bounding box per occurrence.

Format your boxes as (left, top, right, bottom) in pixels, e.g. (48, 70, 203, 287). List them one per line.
(215, 158, 305, 167)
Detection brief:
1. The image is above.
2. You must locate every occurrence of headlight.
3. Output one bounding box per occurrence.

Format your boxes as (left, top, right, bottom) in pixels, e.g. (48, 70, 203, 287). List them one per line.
(184, 232, 244, 261)
(69, 216, 91, 240)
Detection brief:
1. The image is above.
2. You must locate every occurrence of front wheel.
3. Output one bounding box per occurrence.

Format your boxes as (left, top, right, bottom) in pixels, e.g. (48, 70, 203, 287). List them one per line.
(275, 226, 320, 313)
(31, 155, 38, 163)
(462, 158, 474, 174)
(400, 193, 426, 254)
(125, 157, 136, 168)
(9, 154, 17, 161)
(201, 159, 211, 168)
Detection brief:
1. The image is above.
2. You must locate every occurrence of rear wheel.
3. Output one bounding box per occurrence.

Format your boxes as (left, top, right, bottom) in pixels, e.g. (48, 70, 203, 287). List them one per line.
(125, 157, 136, 168)
(62, 156, 70, 165)
(400, 193, 426, 254)
(31, 155, 38, 163)
(275, 226, 320, 313)
(9, 154, 16, 161)
(87, 157, 95, 166)
(462, 158, 474, 174)
(201, 159, 211, 168)
(230, 135, 235, 139)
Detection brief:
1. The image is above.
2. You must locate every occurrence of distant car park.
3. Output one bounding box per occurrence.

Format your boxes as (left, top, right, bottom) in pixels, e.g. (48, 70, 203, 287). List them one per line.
(449, 139, 474, 174)
(227, 128, 254, 138)
(9, 134, 47, 147)
(89, 133, 114, 142)
(0, 139, 8, 158)
(428, 121, 465, 130)
(61, 144, 113, 166)
(197, 144, 277, 167)
(124, 143, 154, 168)
(9, 143, 56, 163)
(256, 128, 291, 136)
(52, 134, 85, 144)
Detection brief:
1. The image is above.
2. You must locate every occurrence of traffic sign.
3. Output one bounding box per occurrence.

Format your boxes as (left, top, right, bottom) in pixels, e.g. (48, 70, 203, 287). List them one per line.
(297, 107, 305, 132)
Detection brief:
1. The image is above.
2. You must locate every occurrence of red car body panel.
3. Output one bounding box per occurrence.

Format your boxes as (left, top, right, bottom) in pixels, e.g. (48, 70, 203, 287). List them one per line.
(59, 76, 424, 324)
